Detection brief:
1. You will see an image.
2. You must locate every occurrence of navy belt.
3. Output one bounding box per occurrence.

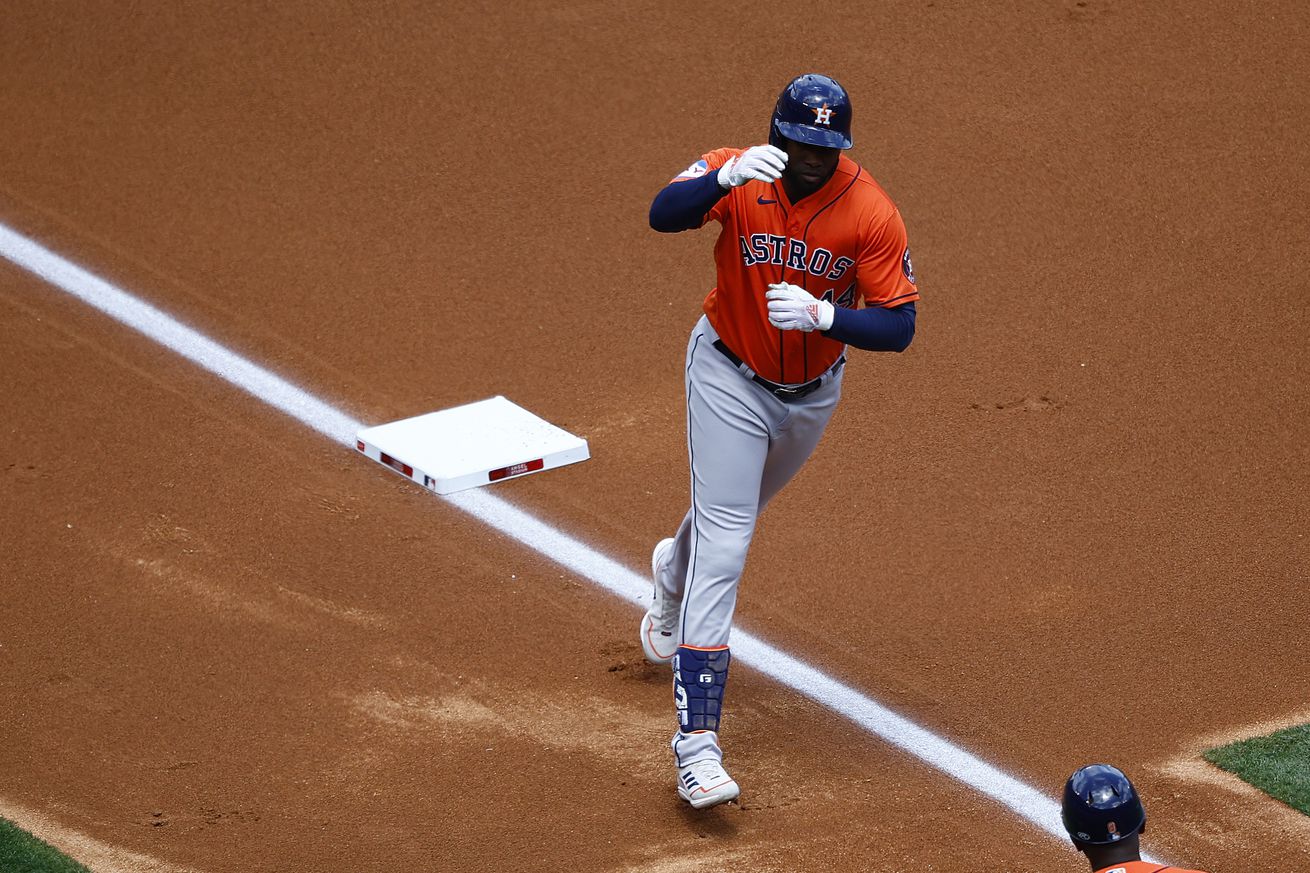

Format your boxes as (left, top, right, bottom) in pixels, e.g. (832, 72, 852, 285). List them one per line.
(712, 339, 844, 400)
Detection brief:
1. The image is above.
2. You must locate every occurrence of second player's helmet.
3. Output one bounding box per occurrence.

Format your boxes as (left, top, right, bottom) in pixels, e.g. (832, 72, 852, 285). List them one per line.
(769, 74, 853, 150)
(1060, 764, 1147, 846)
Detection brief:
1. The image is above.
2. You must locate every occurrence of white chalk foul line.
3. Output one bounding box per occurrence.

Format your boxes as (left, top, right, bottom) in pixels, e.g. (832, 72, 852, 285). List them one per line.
(0, 219, 1161, 861)
(0, 224, 359, 445)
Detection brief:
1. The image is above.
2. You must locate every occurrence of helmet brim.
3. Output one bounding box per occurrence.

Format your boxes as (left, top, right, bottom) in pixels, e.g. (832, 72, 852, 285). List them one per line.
(774, 121, 852, 150)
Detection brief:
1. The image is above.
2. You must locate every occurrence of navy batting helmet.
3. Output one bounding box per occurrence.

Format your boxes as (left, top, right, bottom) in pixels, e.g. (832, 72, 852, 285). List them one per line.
(1061, 764, 1147, 846)
(769, 74, 853, 150)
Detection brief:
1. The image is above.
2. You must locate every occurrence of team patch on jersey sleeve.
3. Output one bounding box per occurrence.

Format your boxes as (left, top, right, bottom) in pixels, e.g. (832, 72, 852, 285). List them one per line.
(902, 247, 916, 284)
(676, 159, 710, 180)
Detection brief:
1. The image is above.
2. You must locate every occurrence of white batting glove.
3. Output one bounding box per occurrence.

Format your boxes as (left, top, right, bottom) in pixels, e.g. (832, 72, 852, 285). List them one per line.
(766, 283, 835, 332)
(718, 145, 788, 189)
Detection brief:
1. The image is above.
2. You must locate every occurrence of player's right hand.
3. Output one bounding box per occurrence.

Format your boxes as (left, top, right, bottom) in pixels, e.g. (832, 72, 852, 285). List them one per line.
(717, 145, 788, 189)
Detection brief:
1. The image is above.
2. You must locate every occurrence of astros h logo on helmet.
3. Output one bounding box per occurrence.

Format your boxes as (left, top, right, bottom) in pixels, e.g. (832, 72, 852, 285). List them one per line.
(812, 103, 833, 125)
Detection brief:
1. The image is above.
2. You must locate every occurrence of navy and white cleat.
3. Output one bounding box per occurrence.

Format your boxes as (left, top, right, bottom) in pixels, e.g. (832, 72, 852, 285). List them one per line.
(677, 759, 740, 809)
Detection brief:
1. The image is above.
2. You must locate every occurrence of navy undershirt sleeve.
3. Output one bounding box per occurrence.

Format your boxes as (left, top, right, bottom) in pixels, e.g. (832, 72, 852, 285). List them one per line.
(824, 301, 916, 352)
(649, 171, 729, 233)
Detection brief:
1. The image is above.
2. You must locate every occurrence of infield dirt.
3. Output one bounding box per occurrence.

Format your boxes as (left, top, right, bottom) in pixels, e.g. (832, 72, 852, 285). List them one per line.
(1, 2, 1307, 871)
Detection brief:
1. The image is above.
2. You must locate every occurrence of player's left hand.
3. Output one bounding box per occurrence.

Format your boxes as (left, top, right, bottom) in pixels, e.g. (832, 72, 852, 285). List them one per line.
(718, 145, 788, 189)
(766, 283, 834, 332)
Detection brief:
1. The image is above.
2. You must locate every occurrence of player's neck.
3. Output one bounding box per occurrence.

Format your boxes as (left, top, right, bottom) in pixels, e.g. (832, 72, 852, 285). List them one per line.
(1088, 847, 1142, 872)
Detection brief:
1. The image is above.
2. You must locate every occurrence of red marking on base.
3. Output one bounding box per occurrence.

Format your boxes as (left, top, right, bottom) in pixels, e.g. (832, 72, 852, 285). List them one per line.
(356, 440, 366, 452)
(488, 458, 544, 482)
(380, 452, 413, 477)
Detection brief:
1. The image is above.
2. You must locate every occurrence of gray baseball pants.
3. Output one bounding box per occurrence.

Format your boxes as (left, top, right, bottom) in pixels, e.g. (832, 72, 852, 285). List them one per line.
(665, 315, 843, 766)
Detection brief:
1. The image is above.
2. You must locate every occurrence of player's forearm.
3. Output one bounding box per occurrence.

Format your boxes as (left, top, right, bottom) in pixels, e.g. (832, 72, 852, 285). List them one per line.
(649, 172, 729, 233)
(824, 301, 916, 352)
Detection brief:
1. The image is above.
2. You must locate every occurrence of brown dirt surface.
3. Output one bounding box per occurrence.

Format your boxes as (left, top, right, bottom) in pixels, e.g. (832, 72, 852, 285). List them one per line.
(2, 2, 1308, 872)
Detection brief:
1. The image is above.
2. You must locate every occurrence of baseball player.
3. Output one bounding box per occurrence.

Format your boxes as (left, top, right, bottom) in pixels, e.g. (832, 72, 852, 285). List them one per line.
(1061, 763, 1210, 873)
(643, 74, 919, 808)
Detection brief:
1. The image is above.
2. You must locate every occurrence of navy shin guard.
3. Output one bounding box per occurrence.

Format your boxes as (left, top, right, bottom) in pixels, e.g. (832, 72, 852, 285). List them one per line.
(673, 645, 730, 732)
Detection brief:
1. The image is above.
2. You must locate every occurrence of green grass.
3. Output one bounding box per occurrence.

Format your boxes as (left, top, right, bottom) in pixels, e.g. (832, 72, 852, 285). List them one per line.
(0, 817, 91, 873)
(1204, 722, 1310, 815)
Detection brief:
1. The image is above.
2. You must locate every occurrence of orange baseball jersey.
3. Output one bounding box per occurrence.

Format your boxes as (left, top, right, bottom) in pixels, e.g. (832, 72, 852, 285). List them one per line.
(670, 147, 919, 385)
(1094, 864, 1209, 873)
